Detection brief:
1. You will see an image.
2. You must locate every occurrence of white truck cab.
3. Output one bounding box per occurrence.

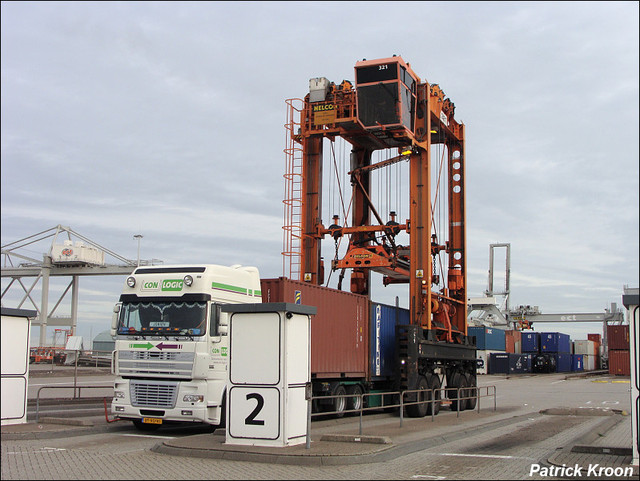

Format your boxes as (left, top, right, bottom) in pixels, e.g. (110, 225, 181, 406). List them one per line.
(110, 264, 261, 430)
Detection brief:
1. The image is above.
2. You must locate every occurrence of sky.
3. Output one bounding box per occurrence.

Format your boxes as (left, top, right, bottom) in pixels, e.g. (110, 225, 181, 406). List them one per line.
(1, 1, 638, 347)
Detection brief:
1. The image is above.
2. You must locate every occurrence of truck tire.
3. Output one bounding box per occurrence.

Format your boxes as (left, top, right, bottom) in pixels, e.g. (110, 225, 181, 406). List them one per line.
(426, 374, 441, 416)
(406, 375, 429, 418)
(346, 385, 363, 412)
(449, 372, 468, 411)
(333, 384, 347, 418)
(465, 373, 477, 410)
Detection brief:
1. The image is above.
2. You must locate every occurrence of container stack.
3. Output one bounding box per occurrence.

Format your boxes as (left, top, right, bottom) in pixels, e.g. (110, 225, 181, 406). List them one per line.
(572, 339, 598, 371)
(587, 333, 602, 370)
(537, 332, 571, 373)
(607, 325, 631, 376)
(468, 326, 505, 374)
(481, 328, 534, 375)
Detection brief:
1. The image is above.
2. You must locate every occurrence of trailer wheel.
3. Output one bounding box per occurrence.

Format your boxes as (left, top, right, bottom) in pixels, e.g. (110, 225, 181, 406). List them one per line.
(426, 374, 441, 416)
(333, 384, 347, 418)
(449, 372, 468, 411)
(346, 385, 363, 412)
(406, 375, 429, 418)
(465, 373, 477, 410)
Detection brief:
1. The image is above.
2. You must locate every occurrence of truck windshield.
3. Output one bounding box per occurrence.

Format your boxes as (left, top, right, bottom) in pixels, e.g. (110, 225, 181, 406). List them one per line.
(117, 301, 207, 336)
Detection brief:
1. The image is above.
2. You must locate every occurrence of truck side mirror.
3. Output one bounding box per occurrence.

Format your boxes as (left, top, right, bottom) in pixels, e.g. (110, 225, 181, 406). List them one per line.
(111, 303, 121, 336)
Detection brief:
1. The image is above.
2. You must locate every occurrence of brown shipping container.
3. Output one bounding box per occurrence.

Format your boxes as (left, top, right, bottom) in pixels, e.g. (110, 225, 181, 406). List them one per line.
(505, 330, 521, 354)
(505, 333, 515, 353)
(607, 325, 630, 350)
(608, 349, 630, 376)
(261, 278, 369, 379)
(587, 333, 602, 343)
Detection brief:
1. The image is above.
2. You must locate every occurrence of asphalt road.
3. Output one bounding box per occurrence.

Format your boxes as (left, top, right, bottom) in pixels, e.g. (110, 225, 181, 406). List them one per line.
(4, 370, 633, 480)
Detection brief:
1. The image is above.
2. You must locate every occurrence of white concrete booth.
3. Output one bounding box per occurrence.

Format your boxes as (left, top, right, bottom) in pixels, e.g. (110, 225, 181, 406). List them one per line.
(1, 308, 36, 425)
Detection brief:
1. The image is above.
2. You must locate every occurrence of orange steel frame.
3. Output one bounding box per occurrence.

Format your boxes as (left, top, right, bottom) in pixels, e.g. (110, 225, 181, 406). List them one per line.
(285, 56, 467, 343)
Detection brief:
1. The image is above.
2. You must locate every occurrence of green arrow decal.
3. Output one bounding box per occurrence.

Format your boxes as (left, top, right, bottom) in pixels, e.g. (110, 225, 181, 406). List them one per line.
(129, 342, 154, 350)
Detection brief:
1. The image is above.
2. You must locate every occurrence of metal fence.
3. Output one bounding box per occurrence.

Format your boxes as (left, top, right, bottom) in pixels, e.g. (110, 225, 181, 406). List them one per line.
(29, 348, 113, 369)
(305, 385, 497, 449)
(34, 385, 114, 422)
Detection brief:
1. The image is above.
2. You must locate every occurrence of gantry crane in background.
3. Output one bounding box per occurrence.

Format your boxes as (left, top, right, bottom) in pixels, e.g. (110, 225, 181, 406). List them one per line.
(283, 56, 475, 396)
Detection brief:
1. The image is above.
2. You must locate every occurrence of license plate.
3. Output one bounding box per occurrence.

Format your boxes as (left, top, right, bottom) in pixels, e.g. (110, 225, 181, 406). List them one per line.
(142, 417, 162, 425)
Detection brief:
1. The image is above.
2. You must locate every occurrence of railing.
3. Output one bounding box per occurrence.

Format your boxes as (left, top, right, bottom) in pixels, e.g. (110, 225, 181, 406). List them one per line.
(35, 385, 114, 422)
(30, 348, 113, 369)
(305, 385, 497, 449)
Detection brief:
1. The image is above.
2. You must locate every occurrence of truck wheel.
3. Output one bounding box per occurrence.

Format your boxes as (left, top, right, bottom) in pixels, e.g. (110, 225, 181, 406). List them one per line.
(132, 420, 161, 431)
(426, 374, 441, 416)
(406, 375, 429, 418)
(333, 384, 347, 418)
(449, 372, 468, 411)
(346, 385, 363, 412)
(465, 373, 477, 410)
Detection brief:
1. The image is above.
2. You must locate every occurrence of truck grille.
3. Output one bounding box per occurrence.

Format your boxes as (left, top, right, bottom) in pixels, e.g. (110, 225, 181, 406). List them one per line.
(130, 380, 178, 408)
(118, 350, 195, 378)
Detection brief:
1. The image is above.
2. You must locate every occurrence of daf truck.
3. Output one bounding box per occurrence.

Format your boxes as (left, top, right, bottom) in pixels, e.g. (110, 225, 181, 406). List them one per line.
(110, 264, 261, 430)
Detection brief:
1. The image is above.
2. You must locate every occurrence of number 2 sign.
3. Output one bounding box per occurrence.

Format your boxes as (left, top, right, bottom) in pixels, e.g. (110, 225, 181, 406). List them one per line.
(228, 386, 280, 440)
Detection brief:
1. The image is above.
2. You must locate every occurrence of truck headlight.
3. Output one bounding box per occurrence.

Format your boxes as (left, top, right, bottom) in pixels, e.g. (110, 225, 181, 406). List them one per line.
(126, 277, 136, 288)
(183, 275, 193, 287)
(114, 391, 125, 399)
(183, 394, 204, 403)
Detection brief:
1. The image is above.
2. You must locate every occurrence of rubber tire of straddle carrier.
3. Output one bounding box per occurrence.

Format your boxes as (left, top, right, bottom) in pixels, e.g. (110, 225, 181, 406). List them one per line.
(406, 375, 429, 418)
(426, 373, 441, 416)
(449, 372, 468, 412)
(465, 373, 477, 410)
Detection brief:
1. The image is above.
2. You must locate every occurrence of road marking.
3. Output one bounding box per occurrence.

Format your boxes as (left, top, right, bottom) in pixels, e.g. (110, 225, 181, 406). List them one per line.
(551, 380, 566, 385)
(121, 434, 176, 439)
(411, 476, 446, 480)
(612, 380, 629, 384)
(438, 452, 535, 460)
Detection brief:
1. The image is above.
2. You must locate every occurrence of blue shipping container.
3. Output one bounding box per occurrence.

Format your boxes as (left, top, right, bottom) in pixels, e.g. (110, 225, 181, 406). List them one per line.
(509, 353, 533, 374)
(540, 332, 571, 353)
(554, 353, 572, 372)
(489, 353, 510, 374)
(489, 353, 532, 374)
(571, 354, 584, 372)
(469, 326, 506, 351)
(521, 332, 540, 353)
(370, 302, 410, 379)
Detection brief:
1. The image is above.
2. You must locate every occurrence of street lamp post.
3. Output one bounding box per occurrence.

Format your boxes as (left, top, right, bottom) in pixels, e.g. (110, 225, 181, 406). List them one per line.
(134, 234, 143, 266)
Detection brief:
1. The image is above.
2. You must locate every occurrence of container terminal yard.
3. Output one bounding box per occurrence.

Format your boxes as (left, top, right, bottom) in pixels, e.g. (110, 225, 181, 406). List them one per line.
(2, 54, 638, 480)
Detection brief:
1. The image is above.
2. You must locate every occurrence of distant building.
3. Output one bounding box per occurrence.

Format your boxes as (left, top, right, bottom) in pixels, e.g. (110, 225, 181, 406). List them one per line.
(92, 330, 115, 353)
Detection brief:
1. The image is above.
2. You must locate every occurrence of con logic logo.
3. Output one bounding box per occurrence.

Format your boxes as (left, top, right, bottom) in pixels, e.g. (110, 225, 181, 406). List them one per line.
(140, 279, 183, 292)
(161, 279, 183, 291)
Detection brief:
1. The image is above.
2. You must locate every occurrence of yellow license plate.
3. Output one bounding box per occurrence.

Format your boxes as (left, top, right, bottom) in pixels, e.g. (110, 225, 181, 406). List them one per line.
(142, 417, 162, 425)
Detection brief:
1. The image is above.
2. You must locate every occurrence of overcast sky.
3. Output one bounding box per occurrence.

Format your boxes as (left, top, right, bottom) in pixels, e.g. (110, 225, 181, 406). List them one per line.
(2, 1, 638, 345)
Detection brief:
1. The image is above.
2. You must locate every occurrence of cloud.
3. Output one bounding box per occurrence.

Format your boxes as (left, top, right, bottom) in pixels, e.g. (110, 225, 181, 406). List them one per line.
(2, 2, 638, 344)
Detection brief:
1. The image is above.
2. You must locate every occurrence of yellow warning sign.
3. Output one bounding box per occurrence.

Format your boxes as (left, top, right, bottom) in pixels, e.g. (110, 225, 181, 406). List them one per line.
(313, 103, 336, 125)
